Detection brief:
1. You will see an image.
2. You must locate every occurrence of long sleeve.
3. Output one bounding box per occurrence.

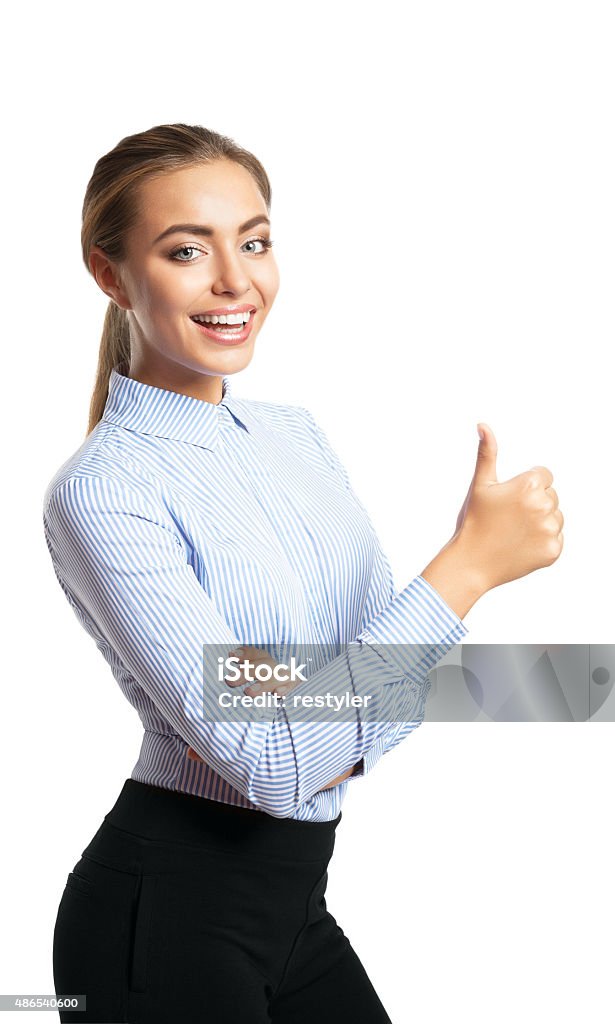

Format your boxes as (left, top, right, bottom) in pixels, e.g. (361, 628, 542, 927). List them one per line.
(44, 464, 466, 819)
(286, 406, 467, 788)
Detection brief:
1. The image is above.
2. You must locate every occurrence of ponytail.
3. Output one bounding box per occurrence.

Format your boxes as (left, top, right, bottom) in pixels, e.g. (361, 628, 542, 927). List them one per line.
(86, 301, 130, 437)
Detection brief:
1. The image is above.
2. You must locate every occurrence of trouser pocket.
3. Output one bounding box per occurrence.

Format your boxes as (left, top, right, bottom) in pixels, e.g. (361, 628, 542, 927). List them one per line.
(128, 873, 159, 993)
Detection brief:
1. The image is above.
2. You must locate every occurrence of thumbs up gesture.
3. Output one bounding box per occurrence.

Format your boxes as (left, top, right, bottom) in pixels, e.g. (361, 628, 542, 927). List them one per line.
(452, 423, 564, 593)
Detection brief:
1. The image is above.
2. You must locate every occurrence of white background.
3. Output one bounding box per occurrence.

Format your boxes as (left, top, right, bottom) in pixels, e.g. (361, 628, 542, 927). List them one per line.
(2, 1, 614, 1021)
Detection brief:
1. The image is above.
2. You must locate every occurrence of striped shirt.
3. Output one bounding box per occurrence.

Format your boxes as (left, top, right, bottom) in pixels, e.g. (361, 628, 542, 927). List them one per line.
(42, 365, 468, 821)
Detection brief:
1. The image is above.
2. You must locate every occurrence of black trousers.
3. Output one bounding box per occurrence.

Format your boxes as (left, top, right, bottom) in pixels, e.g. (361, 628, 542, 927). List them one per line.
(52, 779, 394, 1023)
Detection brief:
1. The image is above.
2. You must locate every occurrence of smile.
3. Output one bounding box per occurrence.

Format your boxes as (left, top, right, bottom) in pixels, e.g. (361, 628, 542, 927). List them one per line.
(189, 312, 256, 347)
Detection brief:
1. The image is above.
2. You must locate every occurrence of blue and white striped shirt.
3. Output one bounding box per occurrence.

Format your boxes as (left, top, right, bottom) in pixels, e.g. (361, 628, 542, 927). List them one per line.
(43, 366, 468, 821)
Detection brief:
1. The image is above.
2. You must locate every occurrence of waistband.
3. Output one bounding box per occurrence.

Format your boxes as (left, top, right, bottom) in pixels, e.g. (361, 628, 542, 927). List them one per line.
(94, 779, 342, 865)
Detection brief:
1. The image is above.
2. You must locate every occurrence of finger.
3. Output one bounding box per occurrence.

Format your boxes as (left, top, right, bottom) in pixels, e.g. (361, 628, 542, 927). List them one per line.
(244, 678, 292, 698)
(224, 647, 269, 687)
(543, 504, 563, 526)
(224, 652, 248, 687)
(529, 465, 554, 489)
(545, 510, 564, 537)
(234, 649, 288, 698)
(474, 423, 498, 486)
(244, 668, 294, 698)
(545, 485, 559, 509)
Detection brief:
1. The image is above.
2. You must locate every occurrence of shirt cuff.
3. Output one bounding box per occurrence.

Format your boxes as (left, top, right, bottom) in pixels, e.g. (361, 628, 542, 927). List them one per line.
(356, 574, 468, 685)
(345, 737, 387, 781)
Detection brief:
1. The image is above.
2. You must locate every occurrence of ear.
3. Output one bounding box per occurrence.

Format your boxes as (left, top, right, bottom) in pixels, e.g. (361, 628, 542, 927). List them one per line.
(88, 245, 133, 311)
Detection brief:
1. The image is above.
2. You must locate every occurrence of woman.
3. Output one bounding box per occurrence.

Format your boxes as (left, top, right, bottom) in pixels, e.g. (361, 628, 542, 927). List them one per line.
(43, 122, 563, 1023)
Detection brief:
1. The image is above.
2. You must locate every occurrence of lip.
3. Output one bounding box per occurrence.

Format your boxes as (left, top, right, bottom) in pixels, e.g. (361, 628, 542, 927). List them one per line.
(190, 303, 257, 317)
(190, 312, 255, 347)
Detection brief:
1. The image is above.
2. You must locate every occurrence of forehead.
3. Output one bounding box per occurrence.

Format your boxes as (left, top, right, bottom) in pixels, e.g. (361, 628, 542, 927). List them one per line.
(135, 160, 266, 228)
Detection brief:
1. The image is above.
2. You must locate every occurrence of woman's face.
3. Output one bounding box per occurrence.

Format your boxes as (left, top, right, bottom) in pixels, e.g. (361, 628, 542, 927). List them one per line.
(90, 159, 279, 402)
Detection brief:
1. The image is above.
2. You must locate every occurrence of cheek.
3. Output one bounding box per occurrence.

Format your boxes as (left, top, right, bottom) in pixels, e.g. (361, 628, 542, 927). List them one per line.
(141, 262, 196, 317)
(258, 261, 280, 305)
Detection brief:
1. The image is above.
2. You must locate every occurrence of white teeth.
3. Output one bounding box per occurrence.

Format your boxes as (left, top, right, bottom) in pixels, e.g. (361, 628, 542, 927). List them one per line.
(191, 311, 252, 325)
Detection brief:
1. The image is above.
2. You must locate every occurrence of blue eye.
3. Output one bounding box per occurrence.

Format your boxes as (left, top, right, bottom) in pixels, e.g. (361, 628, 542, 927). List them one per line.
(169, 237, 274, 263)
(171, 245, 201, 262)
(243, 237, 274, 255)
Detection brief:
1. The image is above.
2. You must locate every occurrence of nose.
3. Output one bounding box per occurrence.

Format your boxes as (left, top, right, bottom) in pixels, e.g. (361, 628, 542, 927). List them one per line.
(211, 243, 251, 296)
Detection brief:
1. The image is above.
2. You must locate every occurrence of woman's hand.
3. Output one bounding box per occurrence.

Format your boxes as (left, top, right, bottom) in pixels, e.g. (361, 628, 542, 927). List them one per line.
(451, 422, 564, 593)
(187, 645, 295, 763)
(187, 646, 360, 788)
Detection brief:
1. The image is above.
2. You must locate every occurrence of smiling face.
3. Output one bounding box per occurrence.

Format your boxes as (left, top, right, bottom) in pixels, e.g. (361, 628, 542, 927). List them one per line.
(89, 159, 279, 403)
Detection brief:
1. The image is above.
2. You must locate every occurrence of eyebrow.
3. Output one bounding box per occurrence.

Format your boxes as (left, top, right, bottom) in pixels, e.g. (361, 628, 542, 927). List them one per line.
(153, 215, 270, 245)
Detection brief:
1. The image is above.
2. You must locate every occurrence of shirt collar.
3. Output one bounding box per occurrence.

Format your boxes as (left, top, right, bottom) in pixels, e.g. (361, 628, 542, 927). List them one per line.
(101, 364, 258, 451)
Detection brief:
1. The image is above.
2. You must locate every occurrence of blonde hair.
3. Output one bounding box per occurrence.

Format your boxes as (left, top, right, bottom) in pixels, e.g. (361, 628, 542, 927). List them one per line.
(81, 123, 272, 436)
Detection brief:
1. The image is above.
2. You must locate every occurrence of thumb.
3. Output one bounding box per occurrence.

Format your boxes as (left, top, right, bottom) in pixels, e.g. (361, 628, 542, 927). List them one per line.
(473, 422, 498, 484)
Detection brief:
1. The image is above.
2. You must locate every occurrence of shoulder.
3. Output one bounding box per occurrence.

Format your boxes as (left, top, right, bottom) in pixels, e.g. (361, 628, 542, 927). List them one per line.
(243, 398, 350, 489)
(42, 422, 169, 537)
(242, 395, 338, 448)
(243, 396, 311, 434)
(242, 398, 324, 458)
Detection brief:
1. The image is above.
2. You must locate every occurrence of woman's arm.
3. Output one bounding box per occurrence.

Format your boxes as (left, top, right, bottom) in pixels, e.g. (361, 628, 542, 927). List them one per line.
(44, 472, 468, 818)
